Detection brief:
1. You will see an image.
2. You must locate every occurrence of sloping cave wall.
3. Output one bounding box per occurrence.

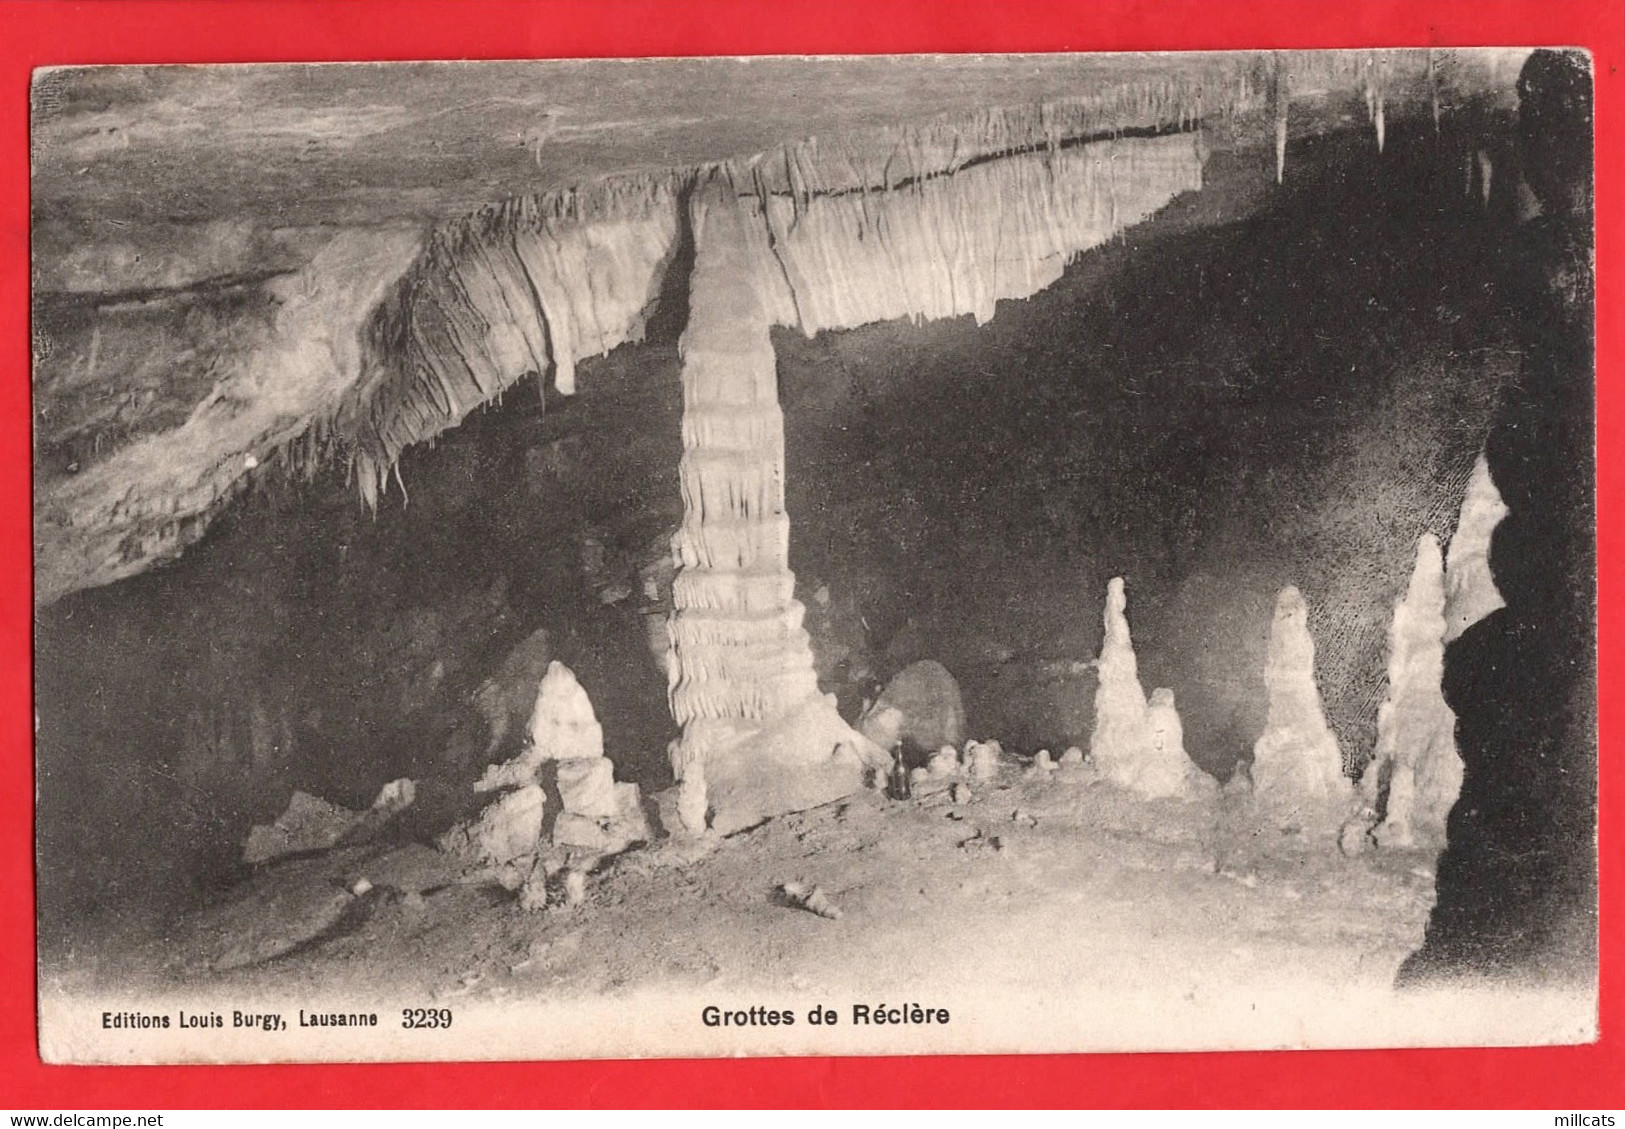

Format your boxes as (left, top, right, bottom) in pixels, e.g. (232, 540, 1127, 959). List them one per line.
(34, 90, 1524, 948)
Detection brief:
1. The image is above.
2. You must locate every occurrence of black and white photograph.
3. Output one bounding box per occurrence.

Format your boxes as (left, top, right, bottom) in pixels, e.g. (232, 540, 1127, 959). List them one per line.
(31, 47, 1598, 1063)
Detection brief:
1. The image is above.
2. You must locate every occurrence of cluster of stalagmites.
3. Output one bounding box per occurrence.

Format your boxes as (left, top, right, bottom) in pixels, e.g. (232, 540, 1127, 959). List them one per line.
(655, 137, 1208, 838)
(1051, 532, 1475, 854)
(439, 660, 650, 910)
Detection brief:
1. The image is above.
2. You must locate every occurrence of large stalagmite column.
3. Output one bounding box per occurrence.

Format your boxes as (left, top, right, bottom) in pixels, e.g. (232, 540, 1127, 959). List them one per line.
(665, 177, 883, 835)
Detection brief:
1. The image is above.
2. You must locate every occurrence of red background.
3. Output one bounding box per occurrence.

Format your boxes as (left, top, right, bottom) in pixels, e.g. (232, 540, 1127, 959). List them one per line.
(1, 0, 1619, 1109)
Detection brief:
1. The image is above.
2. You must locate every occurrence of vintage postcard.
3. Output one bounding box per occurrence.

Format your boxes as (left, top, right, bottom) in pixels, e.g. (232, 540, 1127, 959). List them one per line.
(31, 48, 1598, 1064)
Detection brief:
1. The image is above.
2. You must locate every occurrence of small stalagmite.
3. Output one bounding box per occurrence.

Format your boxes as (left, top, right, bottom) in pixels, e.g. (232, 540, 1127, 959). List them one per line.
(1361, 534, 1463, 849)
(462, 660, 649, 856)
(1147, 689, 1216, 800)
(962, 740, 1001, 781)
(1089, 578, 1212, 800)
(1443, 453, 1509, 643)
(476, 660, 603, 792)
(1249, 586, 1354, 829)
(927, 745, 960, 778)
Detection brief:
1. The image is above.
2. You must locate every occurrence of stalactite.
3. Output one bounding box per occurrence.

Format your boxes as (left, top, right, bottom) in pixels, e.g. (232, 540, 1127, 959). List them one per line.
(1272, 53, 1290, 185)
(1375, 53, 1390, 154)
(1365, 53, 1378, 125)
(1429, 49, 1442, 136)
(760, 134, 1205, 334)
(338, 180, 684, 505)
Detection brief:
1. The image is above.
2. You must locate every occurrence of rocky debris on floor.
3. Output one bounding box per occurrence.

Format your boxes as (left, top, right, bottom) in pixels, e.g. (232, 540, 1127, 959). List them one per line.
(510, 859, 589, 913)
(243, 777, 417, 865)
(439, 783, 548, 866)
(779, 881, 842, 919)
(857, 659, 967, 755)
(1245, 586, 1356, 834)
(350, 841, 461, 894)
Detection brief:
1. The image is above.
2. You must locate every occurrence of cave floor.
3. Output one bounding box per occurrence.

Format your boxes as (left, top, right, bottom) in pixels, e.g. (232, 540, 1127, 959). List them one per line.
(38, 759, 1595, 1060)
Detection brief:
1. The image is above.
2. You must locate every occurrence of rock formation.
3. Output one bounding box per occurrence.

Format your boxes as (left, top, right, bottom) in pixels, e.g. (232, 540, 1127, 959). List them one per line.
(756, 135, 1205, 333)
(455, 661, 649, 859)
(656, 132, 1210, 833)
(1442, 454, 1509, 642)
(857, 660, 967, 758)
(1359, 534, 1463, 849)
(962, 740, 1001, 781)
(440, 783, 547, 868)
(474, 660, 602, 792)
(663, 178, 884, 835)
(1249, 586, 1354, 829)
(334, 122, 1211, 524)
(243, 778, 416, 865)
(1402, 50, 1598, 985)
(35, 51, 1520, 607)
(34, 227, 425, 604)
(1088, 578, 1212, 800)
